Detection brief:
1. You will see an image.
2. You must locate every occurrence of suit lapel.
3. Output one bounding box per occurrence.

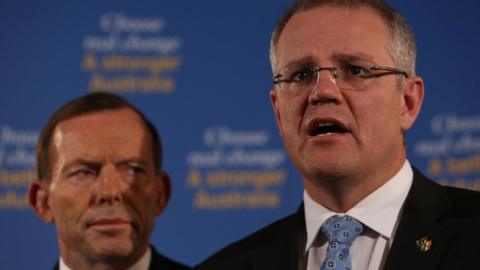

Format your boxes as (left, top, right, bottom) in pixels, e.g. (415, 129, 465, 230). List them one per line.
(255, 205, 307, 270)
(149, 246, 190, 269)
(383, 167, 455, 270)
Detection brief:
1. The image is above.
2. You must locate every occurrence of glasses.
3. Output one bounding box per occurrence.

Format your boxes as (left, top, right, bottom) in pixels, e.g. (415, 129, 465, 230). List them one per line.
(272, 63, 408, 94)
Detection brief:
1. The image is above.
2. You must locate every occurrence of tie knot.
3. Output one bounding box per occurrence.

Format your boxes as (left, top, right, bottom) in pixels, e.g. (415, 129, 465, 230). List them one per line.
(320, 215, 363, 247)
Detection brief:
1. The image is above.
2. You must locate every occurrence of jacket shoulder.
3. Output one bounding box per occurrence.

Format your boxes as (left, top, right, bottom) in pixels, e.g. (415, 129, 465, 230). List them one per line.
(411, 166, 480, 220)
(150, 246, 191, 270)
(197, 210, 303, 269)
(443, 185, 480, 218)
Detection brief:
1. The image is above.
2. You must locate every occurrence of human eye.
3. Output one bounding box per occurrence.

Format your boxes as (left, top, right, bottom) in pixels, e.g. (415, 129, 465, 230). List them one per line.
(66, 167, 97, 181)
(289, 67, 316, 83)
(341, 63, 372, 78)
(126, 166, 146, 175)
(119, 163, 147, 178)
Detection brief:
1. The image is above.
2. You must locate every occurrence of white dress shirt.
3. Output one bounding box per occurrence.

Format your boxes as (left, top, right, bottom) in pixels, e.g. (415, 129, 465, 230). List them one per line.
(305, 160, 413, 270)
(59, 246, 151, 270)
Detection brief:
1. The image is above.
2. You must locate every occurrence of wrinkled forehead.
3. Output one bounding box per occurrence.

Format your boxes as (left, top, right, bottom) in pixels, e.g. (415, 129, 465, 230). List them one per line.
(57, 108, 146, 138)
(275, 5, 393, 72)
(50, 109, 153, 163)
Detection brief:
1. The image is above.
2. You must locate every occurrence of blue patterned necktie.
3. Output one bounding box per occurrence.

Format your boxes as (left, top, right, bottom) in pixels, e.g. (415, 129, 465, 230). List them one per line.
(320, 215, 364, 270)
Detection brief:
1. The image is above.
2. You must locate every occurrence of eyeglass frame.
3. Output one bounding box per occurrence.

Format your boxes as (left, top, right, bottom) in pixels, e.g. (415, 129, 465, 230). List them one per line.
(272, 65, 409, 93)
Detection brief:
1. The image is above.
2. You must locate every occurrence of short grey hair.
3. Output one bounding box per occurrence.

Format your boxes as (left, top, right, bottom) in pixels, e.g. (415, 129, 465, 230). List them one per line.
(269, 0, 417, 78)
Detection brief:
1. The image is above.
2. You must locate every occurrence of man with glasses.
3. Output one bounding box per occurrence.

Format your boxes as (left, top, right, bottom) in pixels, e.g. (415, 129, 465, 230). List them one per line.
(197, 0, 480, 269)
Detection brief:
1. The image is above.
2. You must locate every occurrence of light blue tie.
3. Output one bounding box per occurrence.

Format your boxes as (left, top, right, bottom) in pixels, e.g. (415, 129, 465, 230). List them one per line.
(320, 215, 364, 270)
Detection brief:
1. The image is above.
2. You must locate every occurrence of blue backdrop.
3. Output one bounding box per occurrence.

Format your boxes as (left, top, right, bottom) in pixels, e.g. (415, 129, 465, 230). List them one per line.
(1, 0, 479, 268)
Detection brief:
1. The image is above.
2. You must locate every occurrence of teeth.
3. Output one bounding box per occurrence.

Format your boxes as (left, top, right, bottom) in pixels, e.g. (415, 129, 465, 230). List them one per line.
(309, 121, 345, 136)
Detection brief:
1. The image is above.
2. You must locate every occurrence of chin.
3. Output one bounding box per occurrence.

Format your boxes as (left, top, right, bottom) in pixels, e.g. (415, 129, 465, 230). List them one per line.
(302, 161, 353, 181)
(91, 239, 136, 259)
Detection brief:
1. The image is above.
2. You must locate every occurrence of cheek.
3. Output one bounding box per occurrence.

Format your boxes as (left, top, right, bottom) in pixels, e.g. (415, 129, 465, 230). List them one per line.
(364, 96, 403, 141)
(278, 97, 304, 132)
(350, 93, 399, 138)
(128, 183, 158, 215)
(49, 192, 86, 231)
(48, 181, 93, 222)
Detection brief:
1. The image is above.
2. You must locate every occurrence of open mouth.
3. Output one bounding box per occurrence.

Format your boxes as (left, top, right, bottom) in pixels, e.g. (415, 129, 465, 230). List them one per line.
(308, 122, 348, 137)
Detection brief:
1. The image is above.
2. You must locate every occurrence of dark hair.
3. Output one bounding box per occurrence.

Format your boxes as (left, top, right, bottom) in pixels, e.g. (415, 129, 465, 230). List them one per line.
(269, 0, 417, 77)
(36, 92, 163, 180)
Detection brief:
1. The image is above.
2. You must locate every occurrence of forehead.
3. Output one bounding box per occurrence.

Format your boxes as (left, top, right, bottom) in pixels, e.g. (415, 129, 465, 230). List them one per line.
(276, 6, 392, 69)
(51, 108, 152, 162)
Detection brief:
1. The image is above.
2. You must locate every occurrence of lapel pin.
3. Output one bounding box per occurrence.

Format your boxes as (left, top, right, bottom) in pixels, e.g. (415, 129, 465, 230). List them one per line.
(416, 236, 432, 252)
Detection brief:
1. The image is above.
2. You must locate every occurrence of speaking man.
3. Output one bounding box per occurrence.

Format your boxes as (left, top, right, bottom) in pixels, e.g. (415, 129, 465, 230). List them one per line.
(197, 0, 480, 269)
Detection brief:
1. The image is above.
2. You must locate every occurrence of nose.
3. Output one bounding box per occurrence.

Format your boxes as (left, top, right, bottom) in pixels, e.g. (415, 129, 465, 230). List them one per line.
(96, 166, 123, 205)
(308, 68, 342, 105)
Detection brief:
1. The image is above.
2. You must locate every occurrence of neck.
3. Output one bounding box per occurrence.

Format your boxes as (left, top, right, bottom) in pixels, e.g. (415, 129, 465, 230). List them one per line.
(60, 243, 147, 270)
(303, 158, 406, 213)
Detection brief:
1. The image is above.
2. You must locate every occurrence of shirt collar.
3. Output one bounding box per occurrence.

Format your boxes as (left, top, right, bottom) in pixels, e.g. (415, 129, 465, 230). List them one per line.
(59, 246, 151, 270)
(304, 160, 413, 252)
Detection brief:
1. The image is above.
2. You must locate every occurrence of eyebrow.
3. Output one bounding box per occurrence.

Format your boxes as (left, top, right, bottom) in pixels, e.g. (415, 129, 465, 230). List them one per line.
(278, 52, 377, 72)
(116, 158, 149, 167)
(61, 157, 149, 173)
(279, 56, 318, 73)
(330, 52, 376, 64)
(61, 159, 100, 176)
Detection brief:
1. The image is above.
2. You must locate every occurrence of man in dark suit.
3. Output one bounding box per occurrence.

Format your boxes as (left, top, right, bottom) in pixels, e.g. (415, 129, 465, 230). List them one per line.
(28, 93, 189, 270)
(198, 0, 480, 269)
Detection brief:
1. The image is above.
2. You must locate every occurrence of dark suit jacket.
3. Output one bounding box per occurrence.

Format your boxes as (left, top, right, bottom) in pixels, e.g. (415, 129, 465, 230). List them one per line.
(197, 167, 480, 270)
(53, 246, 190, 270)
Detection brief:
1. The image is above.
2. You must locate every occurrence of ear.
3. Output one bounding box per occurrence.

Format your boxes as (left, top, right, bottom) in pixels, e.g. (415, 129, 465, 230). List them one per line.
(400, 76, 424, 131)
(153, 171, 171, 216)
(28, 180, 54, 224)
(269, 89, 284, 137)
